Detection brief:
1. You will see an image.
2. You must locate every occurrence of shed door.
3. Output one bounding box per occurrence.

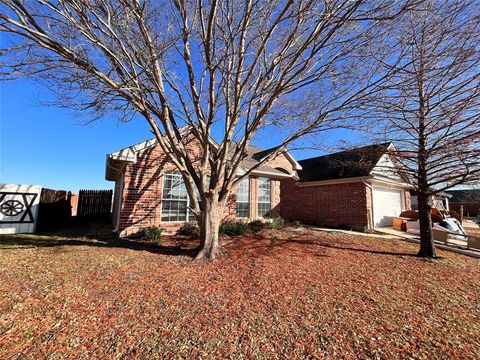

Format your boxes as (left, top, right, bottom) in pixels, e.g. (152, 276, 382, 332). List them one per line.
(0, 184, 41, 234)
(372, 187, 403, 227)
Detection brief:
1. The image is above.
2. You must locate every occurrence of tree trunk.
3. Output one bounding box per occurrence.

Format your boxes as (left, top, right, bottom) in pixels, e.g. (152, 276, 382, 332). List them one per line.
(415, 44, 437, 258)
(195, 197, 222, 261)
(417, 192, 436, 258)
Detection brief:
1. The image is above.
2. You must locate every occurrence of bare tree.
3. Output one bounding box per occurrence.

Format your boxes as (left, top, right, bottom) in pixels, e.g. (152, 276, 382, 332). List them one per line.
(0, 0, 414, 260)
(364, 0, 480, 258)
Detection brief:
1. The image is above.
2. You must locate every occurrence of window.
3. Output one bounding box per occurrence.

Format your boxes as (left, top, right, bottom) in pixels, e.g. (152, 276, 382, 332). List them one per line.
(257, 177, 271, 218)
(161, 173, 190, 222)
(236, 177, 250, 218)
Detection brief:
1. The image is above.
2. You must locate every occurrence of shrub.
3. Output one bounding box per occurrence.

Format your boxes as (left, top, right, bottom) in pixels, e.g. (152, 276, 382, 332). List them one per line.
(270, 217, 285, 230)
(137, 226, 162, 243)
(219, 220, 248, 236)
(248, 219, 266, 232)
(292, 220, 302, 228)
(177, 222, 200, 237)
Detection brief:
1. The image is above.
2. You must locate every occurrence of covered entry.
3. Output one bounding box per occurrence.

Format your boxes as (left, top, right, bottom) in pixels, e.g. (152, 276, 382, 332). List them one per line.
(372, 186, 404, 227)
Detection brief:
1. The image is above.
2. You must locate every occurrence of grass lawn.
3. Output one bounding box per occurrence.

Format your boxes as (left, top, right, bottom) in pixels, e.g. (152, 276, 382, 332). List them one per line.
(1, 226, 479, 359)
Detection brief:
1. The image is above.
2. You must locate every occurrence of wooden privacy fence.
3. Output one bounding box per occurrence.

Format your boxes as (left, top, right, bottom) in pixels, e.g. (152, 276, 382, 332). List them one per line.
(36, 188, 74, 231)
(450, 202, 480, 217)
(77, 190, 113, 218)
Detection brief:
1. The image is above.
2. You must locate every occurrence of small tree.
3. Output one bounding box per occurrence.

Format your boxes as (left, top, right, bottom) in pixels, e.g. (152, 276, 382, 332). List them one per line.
(364, 0, 480, 257)
(0, 0, 415, 260)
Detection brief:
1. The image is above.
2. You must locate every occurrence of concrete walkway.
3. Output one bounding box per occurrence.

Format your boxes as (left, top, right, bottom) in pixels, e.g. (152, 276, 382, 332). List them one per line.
(309, 226, 480, 259)
(375, 227, 480, 259)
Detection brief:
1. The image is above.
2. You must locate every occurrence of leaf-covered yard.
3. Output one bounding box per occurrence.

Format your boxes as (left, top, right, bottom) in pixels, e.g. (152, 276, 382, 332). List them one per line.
(1, 228, 479, 359)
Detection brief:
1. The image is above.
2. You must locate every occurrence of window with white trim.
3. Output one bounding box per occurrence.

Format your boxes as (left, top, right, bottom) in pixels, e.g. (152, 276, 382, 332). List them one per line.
(236, 177, 250, 218)
(257, 177, 271, 218)
(161, 173, 190, 222)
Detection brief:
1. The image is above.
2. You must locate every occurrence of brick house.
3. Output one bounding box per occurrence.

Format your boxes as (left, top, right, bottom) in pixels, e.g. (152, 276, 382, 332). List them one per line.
(105, 136, 301, 236)
(447, 189, 480, 217)
(106, 139, 411, 235)
(281, 143, 412, 230)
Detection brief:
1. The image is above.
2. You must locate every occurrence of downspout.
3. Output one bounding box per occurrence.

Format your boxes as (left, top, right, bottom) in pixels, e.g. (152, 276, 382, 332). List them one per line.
(108, 159, 125, 233)
(113, 173, 124, 233)
(363, 181, 375, 230)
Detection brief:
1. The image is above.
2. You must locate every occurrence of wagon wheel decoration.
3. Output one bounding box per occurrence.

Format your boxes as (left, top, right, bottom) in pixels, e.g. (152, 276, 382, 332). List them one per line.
(1, 200, 24, 216)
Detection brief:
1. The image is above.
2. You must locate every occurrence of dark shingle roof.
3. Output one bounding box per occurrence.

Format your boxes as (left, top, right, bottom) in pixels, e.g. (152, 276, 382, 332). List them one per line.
(447, 189, 480, 203)
(297, 143, 392, 182)
(251, 146, 281, 161)
(240, 145, 289, 176)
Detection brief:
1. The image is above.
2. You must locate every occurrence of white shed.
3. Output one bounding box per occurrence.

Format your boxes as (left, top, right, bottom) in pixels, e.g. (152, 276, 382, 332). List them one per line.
(0, 184, 42, 234)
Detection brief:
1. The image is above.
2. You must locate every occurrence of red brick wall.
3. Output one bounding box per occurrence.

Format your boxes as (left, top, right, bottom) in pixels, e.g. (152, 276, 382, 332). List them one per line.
(119, 145, 165, 236)
(404, 189, 411, 211)
(249, 177, 258, 218)
(280, 179, 369, 231)
(271, 179, 281, 217)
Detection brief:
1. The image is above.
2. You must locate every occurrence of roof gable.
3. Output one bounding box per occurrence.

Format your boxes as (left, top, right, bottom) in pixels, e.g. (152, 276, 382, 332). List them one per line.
(371, 153, 403, 181)
(297, 143, 393, 183)
(106, 133, 300, 180)
(447, 189, 480, 203)
(249, 145, 302, 171)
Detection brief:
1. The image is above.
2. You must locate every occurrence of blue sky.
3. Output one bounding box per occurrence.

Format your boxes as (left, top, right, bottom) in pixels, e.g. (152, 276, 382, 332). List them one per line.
(0, 79, 154, 192)
(1, 79, 339, 192)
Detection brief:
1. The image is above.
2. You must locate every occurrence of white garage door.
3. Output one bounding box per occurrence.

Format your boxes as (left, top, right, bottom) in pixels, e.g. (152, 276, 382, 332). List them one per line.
(372, 187, 403, 228)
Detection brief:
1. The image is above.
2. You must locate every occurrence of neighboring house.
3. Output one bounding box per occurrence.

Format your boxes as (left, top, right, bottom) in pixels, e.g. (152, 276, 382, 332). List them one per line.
(106, 139, 411, 235)
(447, 189, 480, 217)
(410, 190, 451, 211)
(281, 143, 412, 230)
(105, 134, 301, 236)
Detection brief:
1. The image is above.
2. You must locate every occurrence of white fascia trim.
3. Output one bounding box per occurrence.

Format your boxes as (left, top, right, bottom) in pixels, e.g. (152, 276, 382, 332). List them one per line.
(297, 176, 373, 187)
(369, 176, 414, 189)
(108, 126, 219, 162)
(284, 150, 302, 170)
(109, 138, 157, 162)
(252, 170, 293, 178)
(236, 167, 293, 179)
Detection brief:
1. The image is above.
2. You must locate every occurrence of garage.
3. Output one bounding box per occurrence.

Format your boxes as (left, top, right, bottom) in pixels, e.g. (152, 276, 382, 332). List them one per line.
(372, 187, 404, 228)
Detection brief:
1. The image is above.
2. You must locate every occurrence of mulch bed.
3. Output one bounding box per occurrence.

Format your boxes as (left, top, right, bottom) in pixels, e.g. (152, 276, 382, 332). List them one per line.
(1, 228, 479, 359)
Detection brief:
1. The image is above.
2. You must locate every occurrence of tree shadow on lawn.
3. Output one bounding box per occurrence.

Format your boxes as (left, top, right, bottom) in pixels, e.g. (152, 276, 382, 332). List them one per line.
(0, 220, 197, 257)
(0, 235, 195, 257)
(1, 223, 420, 260)
(0, 234, 197, 257)
(0, 218, 198, 256)
(235, 231, 420, 259)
